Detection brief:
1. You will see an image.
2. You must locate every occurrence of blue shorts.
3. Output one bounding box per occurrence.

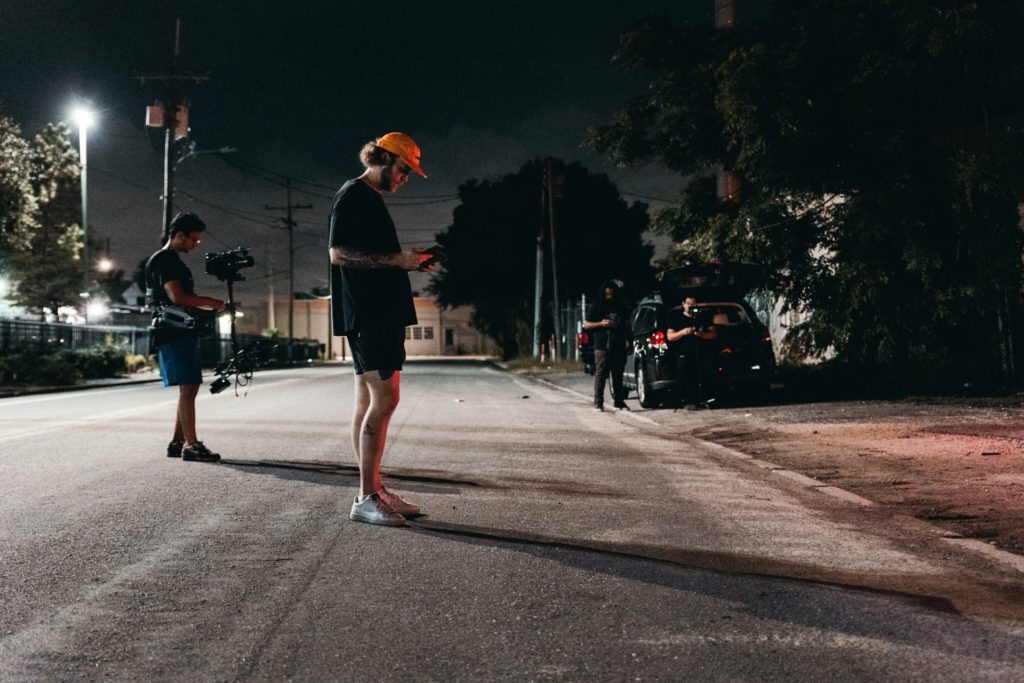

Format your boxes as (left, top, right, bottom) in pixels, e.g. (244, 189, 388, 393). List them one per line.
(158, 337, 203, 387)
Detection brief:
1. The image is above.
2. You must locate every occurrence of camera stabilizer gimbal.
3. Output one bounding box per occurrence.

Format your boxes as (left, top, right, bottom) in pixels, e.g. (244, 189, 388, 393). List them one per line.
(204, 248, 276, 395)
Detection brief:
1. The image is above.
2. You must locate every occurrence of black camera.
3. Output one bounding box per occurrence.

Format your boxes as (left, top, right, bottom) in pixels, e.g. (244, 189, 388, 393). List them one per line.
(206, 247, 255, 282)
(210, 340, 277, 394)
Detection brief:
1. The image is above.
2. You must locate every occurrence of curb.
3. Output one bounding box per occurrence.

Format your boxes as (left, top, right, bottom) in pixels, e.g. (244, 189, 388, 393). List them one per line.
(526, 373, 1024, 574)
(0, 376, 163, 399)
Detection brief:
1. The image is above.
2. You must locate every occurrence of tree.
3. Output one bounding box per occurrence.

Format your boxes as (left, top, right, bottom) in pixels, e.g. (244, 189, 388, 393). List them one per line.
(590, 1, 1024, 389)
(0, 115, 38, 256)
(8, 122, 83, 315)
(429, 159, 654, 359)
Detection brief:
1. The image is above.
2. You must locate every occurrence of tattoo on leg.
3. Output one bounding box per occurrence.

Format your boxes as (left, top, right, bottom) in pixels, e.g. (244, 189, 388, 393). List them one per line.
(363, 422, 377, 436)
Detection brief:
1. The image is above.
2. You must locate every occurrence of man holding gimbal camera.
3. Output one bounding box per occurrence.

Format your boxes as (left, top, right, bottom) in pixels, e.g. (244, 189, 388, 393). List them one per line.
(145, 211, 227, 462)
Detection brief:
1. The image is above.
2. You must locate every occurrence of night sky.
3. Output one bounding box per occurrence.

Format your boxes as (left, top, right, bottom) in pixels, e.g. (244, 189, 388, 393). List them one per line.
(0, 1, 706, 306)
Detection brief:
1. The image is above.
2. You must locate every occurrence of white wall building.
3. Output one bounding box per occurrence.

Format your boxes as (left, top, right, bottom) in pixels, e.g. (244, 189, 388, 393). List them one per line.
(235, 296, 497, 359)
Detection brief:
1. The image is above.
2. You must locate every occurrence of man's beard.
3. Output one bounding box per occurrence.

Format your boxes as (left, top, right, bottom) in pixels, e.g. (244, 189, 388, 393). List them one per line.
(380, 165, 396, 192)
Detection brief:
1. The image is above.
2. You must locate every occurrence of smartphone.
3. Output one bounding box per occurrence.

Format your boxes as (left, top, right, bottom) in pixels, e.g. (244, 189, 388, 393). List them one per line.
(419, 245, 448, 270)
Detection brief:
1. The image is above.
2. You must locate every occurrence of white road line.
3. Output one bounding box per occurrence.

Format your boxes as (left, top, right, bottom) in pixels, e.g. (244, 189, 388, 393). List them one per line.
(0, 400, 178, 444)
(0, 383, 160, 407)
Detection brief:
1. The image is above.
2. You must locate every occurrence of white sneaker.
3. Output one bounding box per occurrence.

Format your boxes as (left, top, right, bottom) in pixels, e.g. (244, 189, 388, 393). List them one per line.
(379, 485, 421, 516)
(350, 492, 406, 526)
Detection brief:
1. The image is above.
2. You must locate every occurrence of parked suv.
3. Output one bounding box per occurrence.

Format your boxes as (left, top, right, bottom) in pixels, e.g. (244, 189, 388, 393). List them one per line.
(623, 263, 776, 408)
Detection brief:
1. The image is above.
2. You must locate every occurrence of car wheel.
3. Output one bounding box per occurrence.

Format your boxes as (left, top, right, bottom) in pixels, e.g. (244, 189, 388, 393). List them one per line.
(637, 362, 658, 409)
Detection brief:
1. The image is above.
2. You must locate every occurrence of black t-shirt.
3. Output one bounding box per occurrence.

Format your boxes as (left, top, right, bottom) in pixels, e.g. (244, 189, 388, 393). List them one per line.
(666, 308, 699, 351)
(145, 248, 196, 346)
(585, 299, 629, 352)
(328, 179, 417, 335)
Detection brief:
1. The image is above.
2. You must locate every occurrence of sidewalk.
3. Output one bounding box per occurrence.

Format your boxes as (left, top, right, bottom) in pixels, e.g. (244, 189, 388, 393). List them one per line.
(531, 367, 1024, 560)
(0, 356, 498, 399)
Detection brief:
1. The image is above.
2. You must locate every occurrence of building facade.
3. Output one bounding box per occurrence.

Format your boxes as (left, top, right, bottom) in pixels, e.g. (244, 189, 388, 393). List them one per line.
(235, 296, 497, 360)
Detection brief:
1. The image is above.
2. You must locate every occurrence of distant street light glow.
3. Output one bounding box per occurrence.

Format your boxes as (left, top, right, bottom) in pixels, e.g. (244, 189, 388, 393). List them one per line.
(97, 257, 114, 273)
(70, 106, 95, 129)
(86, 301, 109, 321)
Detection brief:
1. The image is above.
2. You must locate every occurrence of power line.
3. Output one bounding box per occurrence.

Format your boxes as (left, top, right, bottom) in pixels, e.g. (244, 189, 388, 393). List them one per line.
(222, 156, 460, 200)
(619, 189, 676, 202)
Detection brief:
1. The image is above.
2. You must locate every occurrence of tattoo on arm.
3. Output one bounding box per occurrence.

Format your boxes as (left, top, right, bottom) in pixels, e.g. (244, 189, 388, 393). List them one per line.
(332, 247, 395, 269)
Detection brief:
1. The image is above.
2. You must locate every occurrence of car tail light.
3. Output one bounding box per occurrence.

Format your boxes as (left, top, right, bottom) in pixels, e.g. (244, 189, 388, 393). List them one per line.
(579, 331, 589, 345)
(761, 327, 772, 342)
(648, 330, 667, 350)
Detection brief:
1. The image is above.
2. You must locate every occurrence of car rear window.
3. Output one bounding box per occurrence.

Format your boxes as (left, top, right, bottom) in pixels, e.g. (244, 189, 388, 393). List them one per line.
(700, 303, 750, 326)
(633, 306, 656, 335)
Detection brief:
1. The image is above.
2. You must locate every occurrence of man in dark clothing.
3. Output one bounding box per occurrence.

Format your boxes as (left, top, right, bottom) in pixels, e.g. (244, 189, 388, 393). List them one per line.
(145, 212, 226, 461)
(583, 281, 631, 411)
(666, 295, 718, 408)
(329, 132, 433, 527)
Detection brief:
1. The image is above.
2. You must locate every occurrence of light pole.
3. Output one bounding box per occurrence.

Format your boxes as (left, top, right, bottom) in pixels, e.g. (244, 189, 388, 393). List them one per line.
(70, 106, 95, 295)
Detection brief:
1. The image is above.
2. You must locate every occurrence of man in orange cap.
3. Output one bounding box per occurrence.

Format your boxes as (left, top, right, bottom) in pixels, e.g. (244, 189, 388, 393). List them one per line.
(328, 132, 432, 526)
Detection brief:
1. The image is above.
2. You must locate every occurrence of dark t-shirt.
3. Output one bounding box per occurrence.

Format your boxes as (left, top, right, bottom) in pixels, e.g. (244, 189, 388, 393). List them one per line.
(328, 179, 417, 335)
(145, 248, 195, 347)
(666, 308, 699, 353)
(585, 299, 629, 353)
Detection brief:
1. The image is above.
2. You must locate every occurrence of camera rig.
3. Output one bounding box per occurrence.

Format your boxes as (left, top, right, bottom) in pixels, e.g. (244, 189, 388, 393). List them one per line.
(204, 247, 276, 395)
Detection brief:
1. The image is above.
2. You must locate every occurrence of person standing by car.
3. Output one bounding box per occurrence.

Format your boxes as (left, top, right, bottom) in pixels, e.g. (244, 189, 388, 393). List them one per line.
(329, 132, 433, 527)
(583, 280, 631, 410)
(667, 295, 718, 408)
(145, 211, 227, 462)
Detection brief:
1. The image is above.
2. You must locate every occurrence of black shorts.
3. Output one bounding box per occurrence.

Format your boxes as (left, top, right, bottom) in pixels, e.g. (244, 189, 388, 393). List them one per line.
(347, 326, 406, 380)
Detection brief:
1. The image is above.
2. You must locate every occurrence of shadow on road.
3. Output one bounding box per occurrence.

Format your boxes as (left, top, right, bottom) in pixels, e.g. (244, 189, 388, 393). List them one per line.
(406, 517, 1024, 656)
(219, 458, 629, 500)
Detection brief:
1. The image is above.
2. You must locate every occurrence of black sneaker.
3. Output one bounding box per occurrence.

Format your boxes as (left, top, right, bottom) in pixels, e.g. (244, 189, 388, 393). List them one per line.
(181, 441, 220, 462)
(167, 441, 183, 458)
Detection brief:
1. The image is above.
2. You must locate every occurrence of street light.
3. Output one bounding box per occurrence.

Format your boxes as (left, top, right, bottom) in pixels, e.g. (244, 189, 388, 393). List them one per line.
(70, 105, 95, 295)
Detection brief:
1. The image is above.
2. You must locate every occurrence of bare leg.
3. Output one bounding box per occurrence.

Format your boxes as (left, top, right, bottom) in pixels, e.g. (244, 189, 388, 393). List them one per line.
(352, 373, 371, 461)
(354, 370, 400, 496)
(177, 384, 201, 445)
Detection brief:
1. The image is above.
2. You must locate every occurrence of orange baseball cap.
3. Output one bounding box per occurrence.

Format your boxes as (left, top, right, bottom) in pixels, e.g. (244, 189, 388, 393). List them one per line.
(375, 132, 427, 178)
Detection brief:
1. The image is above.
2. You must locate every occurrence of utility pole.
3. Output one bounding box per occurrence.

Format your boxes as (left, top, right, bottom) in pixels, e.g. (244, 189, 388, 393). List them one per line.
(714, 1, 741, 203)
(265, 178, 311, 363)
(533, 171, 545, 358)
(267, 254, 276, 331)
(545, 159, 564, 359)
(138, 19, 211, 236)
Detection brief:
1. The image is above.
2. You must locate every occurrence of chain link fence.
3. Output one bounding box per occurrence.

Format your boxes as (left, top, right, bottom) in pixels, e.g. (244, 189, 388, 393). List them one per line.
(0, 318, 321, 366)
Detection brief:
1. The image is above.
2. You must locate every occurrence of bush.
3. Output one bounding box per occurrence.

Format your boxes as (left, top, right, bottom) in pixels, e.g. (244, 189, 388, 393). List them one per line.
(0, 344, 134, 386)
(35, 354, 82, 385)
(58, 346, 127, 380)
(0, 352, 81, 385)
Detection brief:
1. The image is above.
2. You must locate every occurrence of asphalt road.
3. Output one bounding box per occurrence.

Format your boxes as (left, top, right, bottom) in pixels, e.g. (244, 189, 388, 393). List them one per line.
(2, 361, 1023, 681)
